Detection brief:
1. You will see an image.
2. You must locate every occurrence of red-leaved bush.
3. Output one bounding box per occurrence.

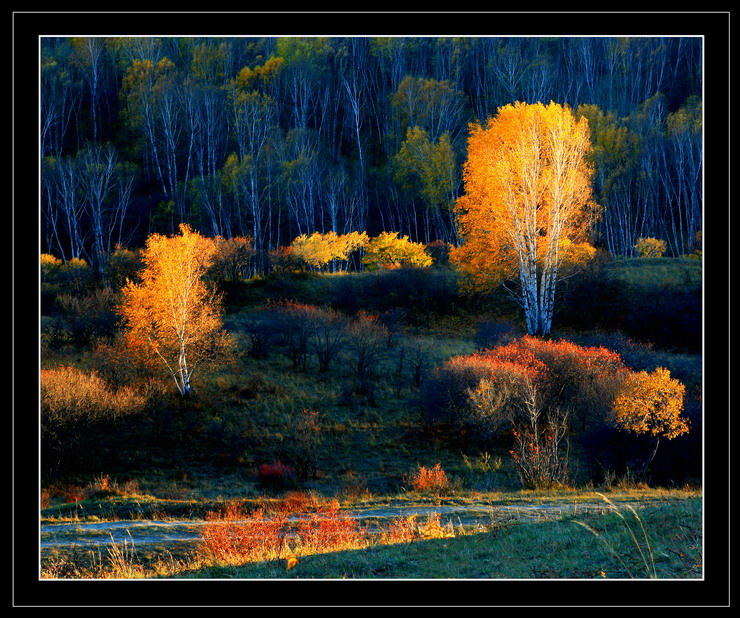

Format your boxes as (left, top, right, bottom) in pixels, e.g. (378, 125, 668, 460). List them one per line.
(199, 493, 365, 565)
(408, 463, 450, 495)
(423, 335, 628, 436)
(257, 461, 296, 489)
(421, 335, 631, 488)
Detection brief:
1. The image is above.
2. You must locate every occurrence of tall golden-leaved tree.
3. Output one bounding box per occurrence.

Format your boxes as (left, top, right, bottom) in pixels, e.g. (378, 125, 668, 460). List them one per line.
(451, 101, 599, 336)
(120, 224, 235, 396)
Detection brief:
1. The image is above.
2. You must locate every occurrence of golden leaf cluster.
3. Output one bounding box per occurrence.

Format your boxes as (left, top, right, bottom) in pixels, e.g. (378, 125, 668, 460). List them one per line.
(119, 224, 235, 394)
(613, 367, 688, 439)
(290, 230, 368, 270)
(451, 101, 598, 292)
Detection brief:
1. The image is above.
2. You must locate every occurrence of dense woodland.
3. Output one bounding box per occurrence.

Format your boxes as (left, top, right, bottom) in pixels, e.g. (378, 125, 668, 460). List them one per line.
(41, 36, 703, 273)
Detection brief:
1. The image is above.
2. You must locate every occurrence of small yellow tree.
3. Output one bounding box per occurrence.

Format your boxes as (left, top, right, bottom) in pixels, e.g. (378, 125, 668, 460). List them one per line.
(120, 224, 235, 396)
(362, 231, 433, 270)
(40, 253, 63, 283)
(634, 237, 667, 258)
(613, 367, 688, 476)
(291, 231, 368, 272)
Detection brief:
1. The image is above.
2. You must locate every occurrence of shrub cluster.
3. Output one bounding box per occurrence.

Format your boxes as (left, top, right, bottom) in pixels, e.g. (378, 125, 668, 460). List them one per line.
(407, 463, 449, 495)
(423, 335, 627, 436)
(199, 492, 455, 568)
(199, 494, 365, 565)
(240, 300, 390, 376)
(422, 337, 617, 488)
(40, 365, 148, 479)
(211, 236, 255, 282)
(634, 237, 668, 258)
(421, 335, 692, 488)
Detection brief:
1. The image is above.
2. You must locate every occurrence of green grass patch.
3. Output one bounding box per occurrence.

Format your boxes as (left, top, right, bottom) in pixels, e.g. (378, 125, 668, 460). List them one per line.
(604, 257, 701, 290)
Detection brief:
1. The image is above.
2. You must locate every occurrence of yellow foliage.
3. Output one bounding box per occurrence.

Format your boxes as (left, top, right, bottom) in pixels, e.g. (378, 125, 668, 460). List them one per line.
(64, 257, 90, 271)
(119, 224, 235, 395)
(235, 56, 284, 91)
(613, 367, 688, 440)
(452, 101, 597, 293)
(41, 365, 146, 426)
(40, 253, 62, 268)
(41, 254, 62, 282)
(362, 231, 433, 270)
(557, 237, 598, 268)
(285, 554, 299, 571)
(290, 231, 368, 270)
(634, 237, 667, 258)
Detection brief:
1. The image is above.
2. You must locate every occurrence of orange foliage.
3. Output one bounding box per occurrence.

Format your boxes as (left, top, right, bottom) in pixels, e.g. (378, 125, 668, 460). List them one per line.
(119, 224, 235, 395)
(200, 503, 289, 564)
(482, 336, 627, 380)
(451, 102, 599, 335)
(425, 336, 631, 474)
(408, 463, 450, 494)
(199, 492, 456, 567)
(444, 336, 627, 395)
(199, 494, 365, 566)
(613, 367, 688, 439)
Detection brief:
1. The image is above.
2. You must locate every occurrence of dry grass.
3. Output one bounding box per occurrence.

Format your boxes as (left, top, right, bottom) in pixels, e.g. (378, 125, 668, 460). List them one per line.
(41, 491, 462, 578)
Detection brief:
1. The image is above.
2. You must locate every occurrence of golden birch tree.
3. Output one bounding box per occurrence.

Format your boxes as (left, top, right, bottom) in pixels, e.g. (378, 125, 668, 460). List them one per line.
(120, 224, 235, 396)
(451, 101, 598, 336)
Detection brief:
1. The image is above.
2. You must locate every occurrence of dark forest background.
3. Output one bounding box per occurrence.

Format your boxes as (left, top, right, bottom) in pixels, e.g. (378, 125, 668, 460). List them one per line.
(40, 35, 702, 274)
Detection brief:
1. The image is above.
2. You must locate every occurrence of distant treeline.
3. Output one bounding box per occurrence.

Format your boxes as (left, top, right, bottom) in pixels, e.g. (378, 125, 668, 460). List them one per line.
(41, 36, 702, 274)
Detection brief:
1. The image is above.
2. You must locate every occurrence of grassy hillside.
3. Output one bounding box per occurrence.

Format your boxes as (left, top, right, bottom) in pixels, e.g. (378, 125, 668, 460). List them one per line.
(38, 257, 705, 581)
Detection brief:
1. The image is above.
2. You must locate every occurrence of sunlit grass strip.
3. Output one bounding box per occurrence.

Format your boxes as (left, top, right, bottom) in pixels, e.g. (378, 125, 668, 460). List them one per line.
(40, 493, 701, 579)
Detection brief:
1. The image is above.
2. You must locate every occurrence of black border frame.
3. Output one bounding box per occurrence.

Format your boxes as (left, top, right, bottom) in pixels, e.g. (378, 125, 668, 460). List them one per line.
(13, 10, 730, 608)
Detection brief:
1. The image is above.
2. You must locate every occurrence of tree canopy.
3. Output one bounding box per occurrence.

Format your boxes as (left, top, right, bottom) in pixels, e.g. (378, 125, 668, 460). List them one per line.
(40, 36, 702, 272)
(451, 101, 598, 335)
(119, 223, 235, 395)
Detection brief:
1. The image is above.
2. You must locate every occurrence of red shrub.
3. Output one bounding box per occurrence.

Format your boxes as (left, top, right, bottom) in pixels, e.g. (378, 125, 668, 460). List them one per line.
(200, 496, 365, 565)
(295, 499, 364, 552)
(257, 461, 295, 489)
(200, 504, 288, 564)
(408, 463, 449, 494)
